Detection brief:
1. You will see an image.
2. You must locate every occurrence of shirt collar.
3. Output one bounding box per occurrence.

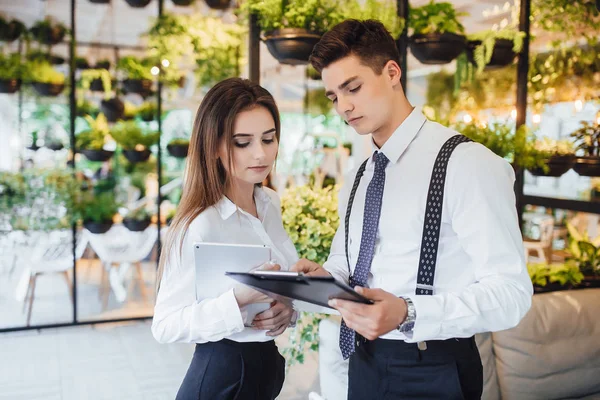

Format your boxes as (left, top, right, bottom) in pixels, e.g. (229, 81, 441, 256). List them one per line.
(214, 186, 271, 220)
(370, 106, 427, 165)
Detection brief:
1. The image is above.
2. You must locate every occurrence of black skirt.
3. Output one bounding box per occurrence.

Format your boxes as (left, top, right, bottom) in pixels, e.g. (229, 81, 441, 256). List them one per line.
(176, 339, 286, 400)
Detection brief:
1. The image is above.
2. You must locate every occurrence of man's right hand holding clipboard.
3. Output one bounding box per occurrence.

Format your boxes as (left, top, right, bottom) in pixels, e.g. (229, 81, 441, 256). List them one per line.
(290, 258, 409, 342)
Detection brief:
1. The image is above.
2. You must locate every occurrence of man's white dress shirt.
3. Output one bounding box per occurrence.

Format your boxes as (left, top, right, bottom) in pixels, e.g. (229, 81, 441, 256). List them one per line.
(152, 187, 299, 344)
(323, 107, 533, 342)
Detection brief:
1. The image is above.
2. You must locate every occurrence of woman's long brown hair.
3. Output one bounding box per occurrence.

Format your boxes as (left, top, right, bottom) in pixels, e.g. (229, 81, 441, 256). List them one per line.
(156, 78, 281, 293)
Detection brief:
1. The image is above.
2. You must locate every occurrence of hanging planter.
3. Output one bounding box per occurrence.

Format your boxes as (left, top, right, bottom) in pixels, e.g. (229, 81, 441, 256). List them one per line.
(123, 149, 151, 163)
(0, 79, 21, 94)
(0, 18, 25, 42)
(573, 157, 600, 177)
(263, 29, 322, 65)
(30, 19, 67, 46)
(75, 57, 90, 70)
(81, 149, 114, 162)
(32, 82, 65, 97)
(123, 78, 153, 95)
(94, 60, 111, 69)
(90, 78, 106, 92)
(100, 98, 125, 122)
(125, 0, 152, 7)
(84, 220, 113, 234)
(89, 0, 111, 3)
(172, 0, 194, 4)
(46, 142, 65, 151)
(123, 218, 151, 232)
(410, 32, 466, 65)
(467, 38, 516, 70)
(528, 154, 575, 177)
(167, 140, 189, 158)
(205, 0, 230, 9)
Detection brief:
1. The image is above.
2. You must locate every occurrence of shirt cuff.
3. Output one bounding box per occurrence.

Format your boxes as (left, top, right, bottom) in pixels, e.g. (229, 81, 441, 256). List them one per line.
(289, 310, 298, 328)
(216, 288, 245, 333)
(409, 294, 444, 342)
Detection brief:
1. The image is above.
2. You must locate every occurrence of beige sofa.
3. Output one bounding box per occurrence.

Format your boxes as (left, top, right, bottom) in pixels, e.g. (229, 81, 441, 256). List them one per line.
(477, 288, 600, 400)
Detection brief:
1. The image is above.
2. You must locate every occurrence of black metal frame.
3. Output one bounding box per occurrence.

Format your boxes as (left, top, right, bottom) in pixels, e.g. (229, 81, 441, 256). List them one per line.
(0, 0, 164, 334)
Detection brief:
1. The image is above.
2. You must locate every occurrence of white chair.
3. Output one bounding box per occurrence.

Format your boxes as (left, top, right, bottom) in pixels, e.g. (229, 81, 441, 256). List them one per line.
(524, 217, 555, 263)
(19, 230, 88, 326)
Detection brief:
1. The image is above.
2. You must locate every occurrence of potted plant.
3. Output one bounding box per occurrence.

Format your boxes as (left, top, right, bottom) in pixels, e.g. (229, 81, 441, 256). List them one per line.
(0, 16, 25, 42)
(527, 137, 575, 177)
(76, 98, 99, 118)
(123, 102, 138, 121)
(205, 0, 229, 8)
(571, 120, 600, 177)
(167, 138, 189, 158)
(172, 0, 194, 5)
(24, 60, 66, 96)
(27, 50, 65, 65)
(136, 101, 157, 122)
(27, 131, 40, 151)
(466, 28, 525, 72)
(0, 53, 22, 93)
(117, 56, 154, 96)
(30, 18, 67, 46)
(566, 223, 600, 288)
(528, 262, 584, 293)
(125, 0, 152, 7)
(100, 97, 124, 122)
(110, 120, 159, 163)
(409, 1, 467, 65)
(78, 191, 119, 234)
(75, 56, 90, 70)
(122, 207, 152, 232)
(89, 0, 111, 4)
(81, 68, 112, 94)
(94, 59, 111, 70)
(76, 114, 114, 162)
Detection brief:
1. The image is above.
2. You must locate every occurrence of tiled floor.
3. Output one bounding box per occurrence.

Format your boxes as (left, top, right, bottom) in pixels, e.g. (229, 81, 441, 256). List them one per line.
(0, 321, 321, 400)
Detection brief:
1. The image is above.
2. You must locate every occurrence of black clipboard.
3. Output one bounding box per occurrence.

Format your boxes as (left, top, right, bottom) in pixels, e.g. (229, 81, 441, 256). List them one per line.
(225, 271, 373, 309)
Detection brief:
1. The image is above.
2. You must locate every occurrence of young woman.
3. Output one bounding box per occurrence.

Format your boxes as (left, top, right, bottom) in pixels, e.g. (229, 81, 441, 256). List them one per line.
(152, 78, 298, 400)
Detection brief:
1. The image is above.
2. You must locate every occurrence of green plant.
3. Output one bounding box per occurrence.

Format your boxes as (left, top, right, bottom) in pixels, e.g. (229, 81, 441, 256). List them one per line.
(527, 262, 584, 287)
(110, 121, 159, 150)
(80, 68, 112, 98)
(124, 101, 138, 120)
(570, 120, 600, 157)
(22, 60, 65, 84)
(409, 1, 467, 35)
(117, 56, 155, 81)
(136, 102, 157, 120)
(29, 18, 67, 44)
(0, 53, 23, 80)
(168, 138, 189, 146)
(532, 0, 600, 45)
(342, 142, 352, 154)
(341, 0, 405, 38)
(76, 191, 119, 224)
(124, 207, 152, 221)
(533, 137, 575, 156)
(467, 29, 525, 73)
(305, 87, 332, 116)
(76, 114, 110, 150)
(567, 222, 600, 275)
(280, 183, 339, 366)
(76, 98, 99, 117)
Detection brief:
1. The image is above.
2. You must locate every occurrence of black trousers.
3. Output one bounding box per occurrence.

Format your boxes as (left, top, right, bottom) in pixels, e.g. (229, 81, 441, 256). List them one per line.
(348, 337, 483, 400)
(176, 339, 285, 400)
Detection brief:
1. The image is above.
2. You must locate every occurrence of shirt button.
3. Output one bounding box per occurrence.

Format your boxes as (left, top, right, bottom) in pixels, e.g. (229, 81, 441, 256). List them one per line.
(356, 339, 360, 347)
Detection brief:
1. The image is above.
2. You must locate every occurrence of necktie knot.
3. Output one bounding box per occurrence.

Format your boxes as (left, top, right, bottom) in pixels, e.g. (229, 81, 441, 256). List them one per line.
(374, 151, 389, 172)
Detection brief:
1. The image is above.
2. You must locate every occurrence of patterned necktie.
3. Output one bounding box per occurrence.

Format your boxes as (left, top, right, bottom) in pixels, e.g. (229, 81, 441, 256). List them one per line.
(339, 151, 389, 360)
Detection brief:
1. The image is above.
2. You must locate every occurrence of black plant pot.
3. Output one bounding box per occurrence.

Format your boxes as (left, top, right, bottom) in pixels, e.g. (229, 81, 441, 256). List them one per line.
(32, 82, 65, 97)
(76, 59, 90, 70)
(125, 0, 152, 7)
(84, 220, 113, 234)
(123, 218, 151, 232)
(100, 98, 125, 122)
(205, 0, 230, 9)
(27, 144, 40, 151)
(410, 32, 466, 65)
(90, 0, 111, 3)
(140, 112, 156, 122)
(533, 282, 574, 294)
(46, 142, 64, 151)
(82, 149, 114, 162)
(123, 79, 153, 95)
(581, 275, 600, 289)
(95, 61, 111, 69)
(0, 20, 25, 42)
(167, 143, 189, 158)
(528, 155, 575, 177)
(0, 79, 21, 94)
(573, 156, 600, 177)
(90, 78, 106, 92)
(264, 29, 322, 65)
(30, 25, 66, 46)
(467, 39, 517, 70)
(123, 149, 151, 163)
(172, 0, 194, 4)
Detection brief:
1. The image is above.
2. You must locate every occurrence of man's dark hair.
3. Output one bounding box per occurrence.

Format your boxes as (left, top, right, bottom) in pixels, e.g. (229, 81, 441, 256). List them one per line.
(309, 19, 400, 74)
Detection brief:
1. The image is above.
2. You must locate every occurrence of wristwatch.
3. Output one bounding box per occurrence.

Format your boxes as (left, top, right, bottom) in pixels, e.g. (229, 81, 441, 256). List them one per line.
(397, 296, 416, 333)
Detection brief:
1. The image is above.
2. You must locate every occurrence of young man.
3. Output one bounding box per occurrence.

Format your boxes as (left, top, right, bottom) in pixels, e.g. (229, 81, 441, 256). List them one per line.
(291, 19, 533, 399)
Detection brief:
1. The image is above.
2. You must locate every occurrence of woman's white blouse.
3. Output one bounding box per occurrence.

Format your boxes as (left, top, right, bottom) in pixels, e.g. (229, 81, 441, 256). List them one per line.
(151, 187, 299, 344)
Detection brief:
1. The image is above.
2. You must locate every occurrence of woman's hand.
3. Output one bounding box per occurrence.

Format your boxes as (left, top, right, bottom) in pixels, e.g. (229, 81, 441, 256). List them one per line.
(233, 262, 281, 308)
(252, 300, 295, 336)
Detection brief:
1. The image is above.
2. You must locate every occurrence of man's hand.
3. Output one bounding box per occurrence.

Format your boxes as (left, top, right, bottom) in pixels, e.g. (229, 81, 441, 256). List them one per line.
(328, 287, 408, 340)
(290, 258, 332, 277)
(252, 300, 294, 336)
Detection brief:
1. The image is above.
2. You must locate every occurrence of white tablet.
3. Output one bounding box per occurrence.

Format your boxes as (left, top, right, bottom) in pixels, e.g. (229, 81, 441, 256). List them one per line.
(193, 242, 272, 325)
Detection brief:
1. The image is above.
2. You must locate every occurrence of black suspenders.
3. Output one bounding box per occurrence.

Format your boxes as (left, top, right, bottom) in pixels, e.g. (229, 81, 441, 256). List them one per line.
(343, 134, 472, 294)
